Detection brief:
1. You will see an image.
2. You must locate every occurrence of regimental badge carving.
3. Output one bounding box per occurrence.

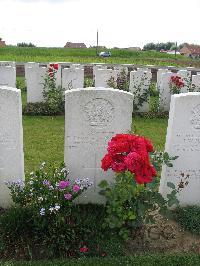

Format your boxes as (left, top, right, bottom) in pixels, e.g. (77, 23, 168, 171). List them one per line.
(83, 98, 114, 128)
(191, 104, 200, 129)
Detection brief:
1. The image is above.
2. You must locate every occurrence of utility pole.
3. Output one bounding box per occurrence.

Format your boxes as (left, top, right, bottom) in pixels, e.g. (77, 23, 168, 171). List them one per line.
(175, 41, 177, 58)
(96, 29, 99, 56)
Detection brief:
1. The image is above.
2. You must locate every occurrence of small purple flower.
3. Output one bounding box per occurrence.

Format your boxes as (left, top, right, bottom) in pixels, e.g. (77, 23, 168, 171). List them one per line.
(43, 180, 51, 187)
(64, 193, 72, 200)
(59, 180, 70, 189)
(73, 184, 80, 192)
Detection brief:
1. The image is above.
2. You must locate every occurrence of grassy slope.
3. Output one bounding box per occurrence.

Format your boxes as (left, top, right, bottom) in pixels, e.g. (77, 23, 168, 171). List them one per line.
(0, 46, 198, 67)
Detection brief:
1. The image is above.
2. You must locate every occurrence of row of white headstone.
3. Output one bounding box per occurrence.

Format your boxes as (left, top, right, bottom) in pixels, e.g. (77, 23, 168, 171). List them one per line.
(0, 84, 200, 208)
(1, 61, 200, 112)
(24, 65, 200, 113)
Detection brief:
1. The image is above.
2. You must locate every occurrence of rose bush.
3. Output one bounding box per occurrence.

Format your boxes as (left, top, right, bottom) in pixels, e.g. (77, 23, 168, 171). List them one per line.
(170, 75, 184, 94)
(99, 133, 179, 239)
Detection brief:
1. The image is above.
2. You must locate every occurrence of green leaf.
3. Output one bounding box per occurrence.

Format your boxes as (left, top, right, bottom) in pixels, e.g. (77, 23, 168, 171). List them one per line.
(98, 180, 109, 189)
(167, 182, 176, 189)
(165, 162, 173, 167)
(171, 156, 179, 160)
(163, 152, 169, 160)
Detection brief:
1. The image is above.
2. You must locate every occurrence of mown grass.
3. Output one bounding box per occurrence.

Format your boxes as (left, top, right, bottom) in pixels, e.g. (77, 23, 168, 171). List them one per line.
(23, 116, 168, 173)
(0, 46, 198, 67)
(1, 254, 200, 266)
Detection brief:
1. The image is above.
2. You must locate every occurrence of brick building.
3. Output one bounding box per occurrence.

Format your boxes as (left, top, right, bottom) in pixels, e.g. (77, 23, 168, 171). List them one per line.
(64, 42, 87, 48)
(0, 38, 6, 47)
(180, 44, 200, 59)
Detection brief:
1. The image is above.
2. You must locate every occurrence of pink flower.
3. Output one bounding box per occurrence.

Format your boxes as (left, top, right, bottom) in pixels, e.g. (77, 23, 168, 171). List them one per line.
(80, 246, 89, 253)
(59, 180, 70, 189)
(64, 193, 72, 200)
(73, 184, 80, 192)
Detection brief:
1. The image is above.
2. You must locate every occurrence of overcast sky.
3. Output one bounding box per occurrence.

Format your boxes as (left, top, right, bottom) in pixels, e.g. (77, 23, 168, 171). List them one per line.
(0, 0, 200, 48)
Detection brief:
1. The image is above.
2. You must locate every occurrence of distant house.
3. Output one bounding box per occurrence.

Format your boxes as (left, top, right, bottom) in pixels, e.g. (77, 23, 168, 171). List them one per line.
(180, 44, 200, 59)
(64, 42, 87, 48)
(0, 38, 6, 47)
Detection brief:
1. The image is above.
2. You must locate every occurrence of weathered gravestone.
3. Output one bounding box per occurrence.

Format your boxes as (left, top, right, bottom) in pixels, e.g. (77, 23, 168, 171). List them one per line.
(0, 65, 16, 87)
(0, 61, 15, 68)
(156, 69, 169, 91)
(0, 86, 24, 208)
(93, 64, 107, 79)
(26, 65, 47, 103)
(159, 93, 200, 206)
(191, 74, 200, 92)
(70, 64, 82, 69)
(64, 87, 133, 203)
(158, 71, 173, 112)
(177, 70, 191, 93)
(129, 69, 152, 112)
(62, 68, 84, 90)
(95, 69, 119, 88)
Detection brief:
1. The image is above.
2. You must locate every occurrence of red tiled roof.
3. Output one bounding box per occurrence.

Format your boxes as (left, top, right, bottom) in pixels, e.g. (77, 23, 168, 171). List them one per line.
(185, 44, 200, 54)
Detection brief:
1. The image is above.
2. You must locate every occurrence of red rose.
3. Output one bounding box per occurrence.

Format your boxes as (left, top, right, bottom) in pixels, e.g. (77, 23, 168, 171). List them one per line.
(124, 152, 143, 173)
(101, 153, 113, 171)
(111, 162, 127, 172)
(53, 63, 58, 70)
(135, 164, 156, 184)
(107, 140, 130, 154)
(50, 63, 58, 70)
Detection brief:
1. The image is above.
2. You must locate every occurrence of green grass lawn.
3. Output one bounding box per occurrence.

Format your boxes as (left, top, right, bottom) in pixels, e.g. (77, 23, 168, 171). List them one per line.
(0, 46, 199, 67)
(23, 115, 167, 173)
(2, 254, 200, 266)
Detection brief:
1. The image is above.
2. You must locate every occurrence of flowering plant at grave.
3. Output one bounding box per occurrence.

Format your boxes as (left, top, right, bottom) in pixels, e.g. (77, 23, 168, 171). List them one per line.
(169, 75, 184, 94)
(131, 72, 151, 112)
(42, 63, 64, 114)
(7, 162, 93, 216)
(107, 68, 129, 92)
(99, 133, 180, 239)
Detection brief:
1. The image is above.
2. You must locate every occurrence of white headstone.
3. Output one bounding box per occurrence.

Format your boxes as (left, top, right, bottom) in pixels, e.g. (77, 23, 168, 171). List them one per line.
(93, 64, 107, 78)
(0, 66, 16, 87)
(177, 70, 191, 93)
(26, 66, 47, 103)
(62, 68, 84, 90)
(191, 74, 200, 92)
(159, 93, 200, 206)
(129, 70, 152, 112)
(71, 64, 82, 69)
(64, 87, 133, 203)
(0, 61, 15, 68)
(156, 69, 169, 91)
(0, 86, 24, 208)
(158, 72, 173, 112)
(137, 68, 151, 73)
(95, 69, 119, 88)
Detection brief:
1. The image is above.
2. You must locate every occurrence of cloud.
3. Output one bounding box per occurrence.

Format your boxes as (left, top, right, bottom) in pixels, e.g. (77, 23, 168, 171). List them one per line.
(11, 0, 78, 2)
